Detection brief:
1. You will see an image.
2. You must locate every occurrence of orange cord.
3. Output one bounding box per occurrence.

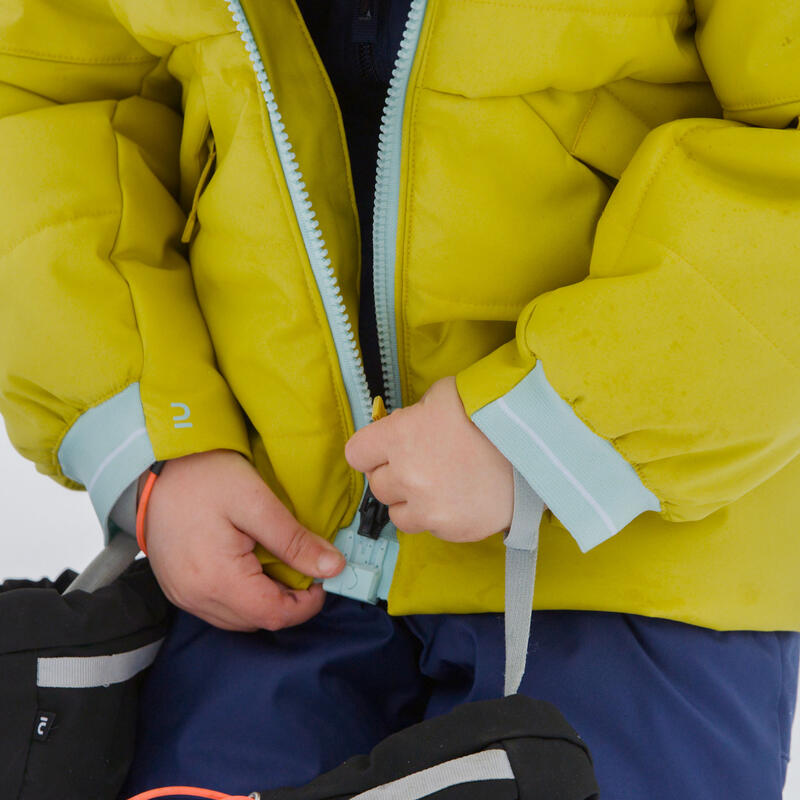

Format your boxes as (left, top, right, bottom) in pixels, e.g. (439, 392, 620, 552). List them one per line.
(135, 469, 159, 556)
(126, 787, 252, 800)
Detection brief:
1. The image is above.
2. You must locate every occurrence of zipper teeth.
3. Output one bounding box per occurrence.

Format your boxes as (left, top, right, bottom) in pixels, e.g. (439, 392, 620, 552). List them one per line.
(226, 0, 373, 431)
(372, 0, 427, 412)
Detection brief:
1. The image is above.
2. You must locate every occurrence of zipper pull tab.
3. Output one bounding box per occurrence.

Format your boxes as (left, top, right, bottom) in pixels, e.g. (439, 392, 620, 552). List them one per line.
(371, 395, 387, 421)
(358, 395, 390, 539)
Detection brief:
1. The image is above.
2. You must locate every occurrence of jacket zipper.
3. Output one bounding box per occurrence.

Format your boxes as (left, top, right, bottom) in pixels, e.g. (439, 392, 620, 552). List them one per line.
(226, 0, 428, 541)
(372, 0, 428, 412)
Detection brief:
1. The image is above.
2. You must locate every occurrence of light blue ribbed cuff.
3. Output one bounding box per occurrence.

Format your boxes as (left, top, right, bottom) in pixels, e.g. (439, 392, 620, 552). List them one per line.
(58, 383, 156, 541)
(472, 362, 660, 552)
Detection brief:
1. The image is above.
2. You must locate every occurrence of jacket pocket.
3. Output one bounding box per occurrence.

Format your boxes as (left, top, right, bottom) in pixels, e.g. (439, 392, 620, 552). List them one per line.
(178, 81, 215, 244)
(181, 131, 216, 244)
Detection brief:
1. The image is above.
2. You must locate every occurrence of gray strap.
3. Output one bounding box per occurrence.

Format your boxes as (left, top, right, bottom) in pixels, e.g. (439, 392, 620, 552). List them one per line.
(504, 467, 544, 696)
(64, 533, 140, 595)
(351, 749, 514, 800)
(37, 638, 164, 688)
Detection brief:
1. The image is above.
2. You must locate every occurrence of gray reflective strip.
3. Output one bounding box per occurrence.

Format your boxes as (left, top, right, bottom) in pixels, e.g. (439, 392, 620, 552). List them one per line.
(504, 467, 544, 697)
(351, 749, 515, 800)
(37, 639, 164, 688)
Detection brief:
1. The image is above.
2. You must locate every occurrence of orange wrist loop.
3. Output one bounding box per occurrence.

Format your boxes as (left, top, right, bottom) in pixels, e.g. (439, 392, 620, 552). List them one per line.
(135, 461, 165, 556)
(126, 787, 252, 800)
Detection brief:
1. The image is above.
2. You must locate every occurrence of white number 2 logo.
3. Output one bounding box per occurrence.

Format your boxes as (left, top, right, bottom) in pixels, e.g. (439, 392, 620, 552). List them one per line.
(171, 402, 193, 429)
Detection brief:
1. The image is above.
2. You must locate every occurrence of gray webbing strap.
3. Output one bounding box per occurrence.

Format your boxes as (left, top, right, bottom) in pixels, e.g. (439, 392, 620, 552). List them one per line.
(503, 467, 544, 696)
(37, 638, 164, 688)
(351, 749, 514, 800)
(64, 532, 140, 595)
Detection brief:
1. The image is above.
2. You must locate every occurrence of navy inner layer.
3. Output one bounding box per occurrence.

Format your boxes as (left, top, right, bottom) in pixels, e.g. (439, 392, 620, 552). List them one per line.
(297, 0, 411, 400)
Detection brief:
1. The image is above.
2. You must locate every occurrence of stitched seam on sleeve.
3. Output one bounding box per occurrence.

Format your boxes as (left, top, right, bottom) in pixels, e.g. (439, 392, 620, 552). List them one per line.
(549, 229, 800, 507)
(519, 93, 569, 145)
(723, 94, 800, 113)
(108, 101, 147, 384)
(0, 211, 118, 263)
(0, 47, 155, 65)
(52, 102, 147, 477)
(632, 232, 800, 377)
(40, 101, 180, 475)
(602, 85, 653, 128)
(570, 91, 599, 153)
(610, 123, 708, 276)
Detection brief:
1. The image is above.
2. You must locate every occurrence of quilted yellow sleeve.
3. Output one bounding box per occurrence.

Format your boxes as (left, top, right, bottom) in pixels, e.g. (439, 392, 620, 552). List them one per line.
(456, 0, 800, 552)
(0, 3, 251, 538)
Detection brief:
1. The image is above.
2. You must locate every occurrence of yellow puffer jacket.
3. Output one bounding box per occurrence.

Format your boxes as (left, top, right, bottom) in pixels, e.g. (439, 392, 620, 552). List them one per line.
(1, 0, 799, 631)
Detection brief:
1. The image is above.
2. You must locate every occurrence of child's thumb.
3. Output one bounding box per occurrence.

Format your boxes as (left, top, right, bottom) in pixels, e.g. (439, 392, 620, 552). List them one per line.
(229, 484, 345, 578)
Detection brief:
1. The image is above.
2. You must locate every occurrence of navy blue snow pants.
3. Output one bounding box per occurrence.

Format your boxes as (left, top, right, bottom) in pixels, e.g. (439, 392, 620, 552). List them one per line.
(123, 597, 799, 799)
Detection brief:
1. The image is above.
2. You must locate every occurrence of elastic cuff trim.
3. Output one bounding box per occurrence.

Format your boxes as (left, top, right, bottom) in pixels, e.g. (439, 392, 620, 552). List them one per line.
(472, 362, 660, 552)
(58, 383, 156, 540)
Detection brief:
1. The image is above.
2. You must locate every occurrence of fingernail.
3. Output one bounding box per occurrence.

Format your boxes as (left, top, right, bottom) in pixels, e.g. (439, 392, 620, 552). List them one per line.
(317, 551, 344, 575)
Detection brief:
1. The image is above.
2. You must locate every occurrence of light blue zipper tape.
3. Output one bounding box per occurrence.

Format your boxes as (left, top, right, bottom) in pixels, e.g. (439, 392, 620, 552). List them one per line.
(226, 0, 372, 433)
(373, 0, 428, 412)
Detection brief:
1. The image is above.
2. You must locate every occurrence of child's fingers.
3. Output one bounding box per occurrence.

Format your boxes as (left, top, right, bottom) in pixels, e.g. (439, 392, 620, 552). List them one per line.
(344, 419, 391, 473)
(214, 561, 327, 631)
(366, 464, 406, 507)
(387, 502, 428, 535)
(173, 545, 324, 632)
(228, 485, 345, 579)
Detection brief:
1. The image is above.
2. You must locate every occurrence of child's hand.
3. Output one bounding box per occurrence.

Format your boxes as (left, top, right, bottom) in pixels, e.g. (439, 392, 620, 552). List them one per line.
(344, 377, 515, 542)
(141, 449, 345, 632)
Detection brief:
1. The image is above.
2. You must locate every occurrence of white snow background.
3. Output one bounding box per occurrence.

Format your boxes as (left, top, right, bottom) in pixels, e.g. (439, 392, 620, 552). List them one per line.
(0, 425, 797, 797)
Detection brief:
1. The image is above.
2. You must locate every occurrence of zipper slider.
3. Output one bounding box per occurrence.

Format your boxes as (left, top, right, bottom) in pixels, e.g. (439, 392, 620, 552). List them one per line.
(358, 395, 390, 539)
(353, 0, 378, 44)
(358, 0, 374, 21)
(358, 485, 390, 540)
